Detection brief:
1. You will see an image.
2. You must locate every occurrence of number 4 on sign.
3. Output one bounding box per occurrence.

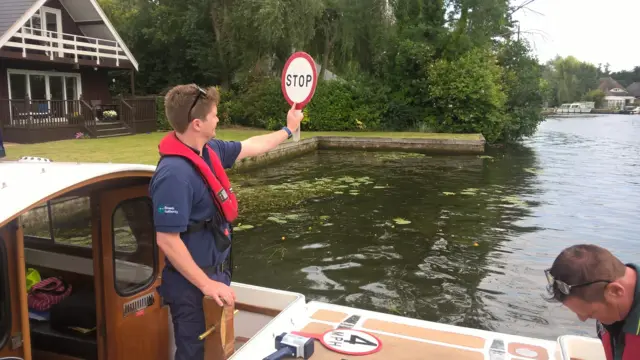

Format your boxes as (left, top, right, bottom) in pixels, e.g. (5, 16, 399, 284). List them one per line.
(281, 51, 318, 142)
(292, 328, 382, 356)
(345, 334, 378, 347)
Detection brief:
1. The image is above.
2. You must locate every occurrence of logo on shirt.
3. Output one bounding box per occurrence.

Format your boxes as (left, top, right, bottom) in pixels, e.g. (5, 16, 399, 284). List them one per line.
(157, 205, 179, 214)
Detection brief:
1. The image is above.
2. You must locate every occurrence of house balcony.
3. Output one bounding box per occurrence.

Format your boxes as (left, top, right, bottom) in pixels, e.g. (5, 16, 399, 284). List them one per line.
(3, 26, 131, 68)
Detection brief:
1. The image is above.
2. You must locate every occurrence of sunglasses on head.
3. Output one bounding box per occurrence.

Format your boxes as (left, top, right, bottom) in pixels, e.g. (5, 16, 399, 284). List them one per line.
(187, 85, 208, 124)
(544, 269, 612, 296)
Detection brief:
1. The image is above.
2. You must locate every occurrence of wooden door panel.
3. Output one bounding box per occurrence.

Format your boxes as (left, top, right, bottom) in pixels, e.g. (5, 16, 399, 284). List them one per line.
(98, 185, 168, 360)
(0, 224, 27, 359)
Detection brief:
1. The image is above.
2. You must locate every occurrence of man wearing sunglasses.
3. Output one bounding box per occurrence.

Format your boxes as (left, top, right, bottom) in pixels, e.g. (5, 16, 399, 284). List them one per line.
(150, 84, 303, 360)
(545, 244, 640, 360)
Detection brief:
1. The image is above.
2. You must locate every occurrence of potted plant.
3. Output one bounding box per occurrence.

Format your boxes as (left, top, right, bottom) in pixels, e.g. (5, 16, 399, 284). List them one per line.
(103, 110, 118, 121)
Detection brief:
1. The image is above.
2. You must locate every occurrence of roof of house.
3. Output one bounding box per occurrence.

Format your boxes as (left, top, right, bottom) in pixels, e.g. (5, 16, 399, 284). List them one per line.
(0, 0, 138, 70)
(598, 77, 632, 97)
(0, 0, 35, 40)
(627, 82, 640, 97)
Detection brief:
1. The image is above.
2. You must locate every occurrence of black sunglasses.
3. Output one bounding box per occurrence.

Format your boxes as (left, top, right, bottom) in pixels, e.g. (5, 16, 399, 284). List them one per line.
(187, 85, 208, 123)
(544, 269, 612, 296)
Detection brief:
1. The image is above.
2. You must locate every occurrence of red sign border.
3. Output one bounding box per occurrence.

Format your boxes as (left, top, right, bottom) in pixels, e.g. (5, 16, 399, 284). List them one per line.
(281, 51, 318, 110)
(293, 328, 383, 356)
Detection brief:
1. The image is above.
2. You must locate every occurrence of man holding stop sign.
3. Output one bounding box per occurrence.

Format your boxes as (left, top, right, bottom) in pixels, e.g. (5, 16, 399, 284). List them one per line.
(150, 51, 317, 360)
(150, 85, 303, 359)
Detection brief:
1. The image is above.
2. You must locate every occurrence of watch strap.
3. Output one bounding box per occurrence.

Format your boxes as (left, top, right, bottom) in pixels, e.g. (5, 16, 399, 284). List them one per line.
(282, 126, 292, 139)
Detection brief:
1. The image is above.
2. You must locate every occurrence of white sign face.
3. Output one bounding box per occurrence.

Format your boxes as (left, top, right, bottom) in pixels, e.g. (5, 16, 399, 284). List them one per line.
(281, 52, 317, 108)
(320, 329, 381, 355)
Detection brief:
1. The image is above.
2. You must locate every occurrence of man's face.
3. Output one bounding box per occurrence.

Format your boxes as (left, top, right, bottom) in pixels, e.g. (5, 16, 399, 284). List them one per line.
(562, 283, 627, 325)
(193, 103, 220, 140)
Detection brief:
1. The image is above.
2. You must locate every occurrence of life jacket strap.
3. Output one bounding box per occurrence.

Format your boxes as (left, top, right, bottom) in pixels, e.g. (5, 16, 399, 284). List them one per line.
(182, 217, 215, 234)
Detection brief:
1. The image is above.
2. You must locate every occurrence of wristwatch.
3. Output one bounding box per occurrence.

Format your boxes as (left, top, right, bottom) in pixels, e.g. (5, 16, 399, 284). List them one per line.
(282, 126, 292, 139)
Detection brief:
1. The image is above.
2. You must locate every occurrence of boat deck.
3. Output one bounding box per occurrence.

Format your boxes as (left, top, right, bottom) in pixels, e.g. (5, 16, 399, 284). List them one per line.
(301, 303, 558, 359)
(235, 300, 566, 359)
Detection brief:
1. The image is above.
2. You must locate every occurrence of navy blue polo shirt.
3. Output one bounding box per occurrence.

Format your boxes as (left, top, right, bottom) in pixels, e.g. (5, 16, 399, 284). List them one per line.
(150, 138, 241, 285)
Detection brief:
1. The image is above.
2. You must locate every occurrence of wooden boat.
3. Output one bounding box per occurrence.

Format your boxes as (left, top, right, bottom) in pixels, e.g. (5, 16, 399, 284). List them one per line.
(0, 157, 606, 360)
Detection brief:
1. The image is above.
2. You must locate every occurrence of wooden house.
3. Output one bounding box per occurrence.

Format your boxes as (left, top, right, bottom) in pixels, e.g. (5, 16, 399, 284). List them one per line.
(0, 0, 156, 143)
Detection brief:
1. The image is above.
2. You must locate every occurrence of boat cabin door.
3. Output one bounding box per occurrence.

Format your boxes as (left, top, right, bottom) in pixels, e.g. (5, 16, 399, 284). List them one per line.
(96, 184, 168, 360)
(0, 223, 26, 359)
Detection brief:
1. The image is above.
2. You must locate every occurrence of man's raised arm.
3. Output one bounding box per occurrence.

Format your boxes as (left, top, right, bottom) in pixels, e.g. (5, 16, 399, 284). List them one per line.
(237, 102, 304, 160)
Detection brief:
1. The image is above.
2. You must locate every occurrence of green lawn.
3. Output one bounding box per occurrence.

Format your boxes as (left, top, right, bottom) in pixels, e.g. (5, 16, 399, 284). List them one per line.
(3, 129, 482, 165)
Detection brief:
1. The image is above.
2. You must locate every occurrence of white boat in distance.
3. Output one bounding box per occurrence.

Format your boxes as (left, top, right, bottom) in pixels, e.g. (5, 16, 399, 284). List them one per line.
(555, 102, 595, 114)
(0, 157, 605, 360)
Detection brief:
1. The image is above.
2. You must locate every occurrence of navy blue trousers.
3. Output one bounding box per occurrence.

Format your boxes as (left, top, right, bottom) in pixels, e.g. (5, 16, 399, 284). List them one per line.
(159, 268, 231, 360)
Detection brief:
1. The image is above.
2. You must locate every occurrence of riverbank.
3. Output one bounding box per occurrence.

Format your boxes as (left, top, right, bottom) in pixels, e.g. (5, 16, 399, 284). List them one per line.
(3, 130, 485, 167)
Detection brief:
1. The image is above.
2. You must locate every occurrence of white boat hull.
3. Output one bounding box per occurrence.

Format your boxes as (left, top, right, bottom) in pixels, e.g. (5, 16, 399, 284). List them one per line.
(162, 282, 605, 360)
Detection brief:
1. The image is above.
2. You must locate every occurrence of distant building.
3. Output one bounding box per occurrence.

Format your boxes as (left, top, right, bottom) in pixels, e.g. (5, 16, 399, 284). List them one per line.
(598, 77, 636, 109)
(626, 82, 640, 101)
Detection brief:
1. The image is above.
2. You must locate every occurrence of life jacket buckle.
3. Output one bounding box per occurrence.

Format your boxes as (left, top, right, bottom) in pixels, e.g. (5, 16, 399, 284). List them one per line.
(217, 189, 229, 202)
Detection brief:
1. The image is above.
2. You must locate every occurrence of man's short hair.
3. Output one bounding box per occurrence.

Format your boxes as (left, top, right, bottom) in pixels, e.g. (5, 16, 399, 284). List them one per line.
(164, 84, 220, 133)
(548, 244, 626, 302)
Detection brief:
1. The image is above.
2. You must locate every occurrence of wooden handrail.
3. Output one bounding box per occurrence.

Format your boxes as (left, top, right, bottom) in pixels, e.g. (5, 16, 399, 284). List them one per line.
(80, 100, 97, 137)
(119, 97, 135, 132)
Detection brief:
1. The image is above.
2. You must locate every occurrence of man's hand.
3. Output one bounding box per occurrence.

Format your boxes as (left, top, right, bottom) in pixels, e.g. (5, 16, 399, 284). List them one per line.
(287, 102, 304, 132)
(201, 280, 236, 307)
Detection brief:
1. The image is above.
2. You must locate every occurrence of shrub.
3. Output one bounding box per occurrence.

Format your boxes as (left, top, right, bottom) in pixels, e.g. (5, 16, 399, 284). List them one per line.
(426, 48, 507, 142)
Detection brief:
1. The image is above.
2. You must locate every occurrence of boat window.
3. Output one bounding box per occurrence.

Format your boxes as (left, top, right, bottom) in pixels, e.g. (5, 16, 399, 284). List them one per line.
(0, 234, 11, 350)
(21, 195, 92, 248)
(112, 197, 157, 296)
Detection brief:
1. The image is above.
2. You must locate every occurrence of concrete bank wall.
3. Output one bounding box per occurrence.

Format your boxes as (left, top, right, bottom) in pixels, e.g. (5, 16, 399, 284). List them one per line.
(317, 136, 484, 154)
(231, 137, 319, 173)
(231, 135, 485, 173)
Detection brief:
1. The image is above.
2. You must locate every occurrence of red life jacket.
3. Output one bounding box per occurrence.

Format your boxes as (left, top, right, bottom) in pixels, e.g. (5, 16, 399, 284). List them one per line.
(599, 323, 640, 360)
(158, 131, 238, 223)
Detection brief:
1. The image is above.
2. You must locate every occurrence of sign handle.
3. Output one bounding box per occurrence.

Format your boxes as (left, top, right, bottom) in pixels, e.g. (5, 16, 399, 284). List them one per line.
(292, 103, 303, 142)
(291, 331, 321, 340)
(292, 125, 301, 142)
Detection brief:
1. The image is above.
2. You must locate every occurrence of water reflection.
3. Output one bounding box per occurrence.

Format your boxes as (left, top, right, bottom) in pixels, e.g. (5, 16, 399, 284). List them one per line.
(478, 115, 640, 339)
(231, 114, 640, 341)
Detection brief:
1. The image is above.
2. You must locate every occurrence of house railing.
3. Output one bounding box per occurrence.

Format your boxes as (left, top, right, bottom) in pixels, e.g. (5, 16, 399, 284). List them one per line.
(4, 26, 129, 66)
(0, 98, 157, 133)
(119, 97, 135, 132)
(123, 96, 157, 129)
(80, 100, 97, 137)
(0, 99, 89, 128)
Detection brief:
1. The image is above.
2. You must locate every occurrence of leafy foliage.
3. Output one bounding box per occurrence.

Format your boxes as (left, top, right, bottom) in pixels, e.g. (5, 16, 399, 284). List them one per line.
(426, 48, 507, 143)
(100, 0, 556, 143)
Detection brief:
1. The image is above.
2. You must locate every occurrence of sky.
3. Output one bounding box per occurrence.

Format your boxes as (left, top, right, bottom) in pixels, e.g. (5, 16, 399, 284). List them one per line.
(512, 0, 640, 72)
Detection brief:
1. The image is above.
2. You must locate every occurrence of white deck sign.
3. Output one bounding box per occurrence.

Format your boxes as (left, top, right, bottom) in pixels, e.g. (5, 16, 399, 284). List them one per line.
(293, 328, 382, 356)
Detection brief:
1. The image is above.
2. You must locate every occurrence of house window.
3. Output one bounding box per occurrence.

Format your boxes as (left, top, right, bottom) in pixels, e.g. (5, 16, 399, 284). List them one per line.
(21, 195, 93, 249)
(23, 7, 62, 52)
(112, 197, 157, 296)
(7, 69, 82, 101)
(23, 9, 42, 36)
(0, 235, 10, 350)
(7, 69, 82, 124)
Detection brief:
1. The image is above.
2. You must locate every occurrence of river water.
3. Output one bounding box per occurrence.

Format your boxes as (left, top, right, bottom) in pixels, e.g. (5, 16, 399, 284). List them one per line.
(231, 114, 640, 341)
